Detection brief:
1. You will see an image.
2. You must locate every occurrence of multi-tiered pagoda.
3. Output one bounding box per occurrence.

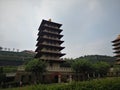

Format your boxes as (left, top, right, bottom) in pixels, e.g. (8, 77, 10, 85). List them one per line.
(35, 19, 65, 61)
(112, 35, 120, 64)
(35, 19, 72, 83)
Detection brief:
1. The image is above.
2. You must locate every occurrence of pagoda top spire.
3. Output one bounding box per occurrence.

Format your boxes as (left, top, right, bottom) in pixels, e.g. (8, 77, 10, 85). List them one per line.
(112, 34, 120, 42)
(48, 18, 52, 22)
(117, 34, 120, 39)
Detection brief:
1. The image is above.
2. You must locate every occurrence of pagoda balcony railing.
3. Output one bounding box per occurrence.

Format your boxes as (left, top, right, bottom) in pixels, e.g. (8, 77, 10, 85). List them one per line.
(41, 49, 61, 54)
(12, 65, 72, 72)
(43, 36, 60, 40)
(41, 48, 59, 51)
(44, 30, 59, 35)
(40, 56, 59, 60)
(44, 24, 59, 29)
(37, 36, 64, 43)
(47, 66, 72, 72)
(6, 73, 16, 77)
(42, 42, 60, 47)
(17, 65, 25, 71)
(36, 42, 64, 50)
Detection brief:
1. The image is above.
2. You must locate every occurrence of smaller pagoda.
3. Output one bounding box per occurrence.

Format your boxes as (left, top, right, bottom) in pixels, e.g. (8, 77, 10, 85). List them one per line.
(112, 35, 120, 64)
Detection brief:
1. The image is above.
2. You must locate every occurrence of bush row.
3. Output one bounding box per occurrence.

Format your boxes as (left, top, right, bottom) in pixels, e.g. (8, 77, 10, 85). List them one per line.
(2, 77, 120, 90)
(32, 77, 120, 90)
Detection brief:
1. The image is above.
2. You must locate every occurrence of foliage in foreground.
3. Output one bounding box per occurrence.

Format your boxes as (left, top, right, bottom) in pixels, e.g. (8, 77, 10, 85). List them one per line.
(2, 77, 120, 90)
(71, 59, 110, 81)
(25, 59, 47, 83)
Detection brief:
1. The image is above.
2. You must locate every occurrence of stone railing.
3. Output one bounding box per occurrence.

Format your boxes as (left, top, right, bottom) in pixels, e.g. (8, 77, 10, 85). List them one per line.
(16, 65, 72, 73)
(17, 66, 25, 71)
(6, 73, 16, 77)
(47, 66, 72, 72)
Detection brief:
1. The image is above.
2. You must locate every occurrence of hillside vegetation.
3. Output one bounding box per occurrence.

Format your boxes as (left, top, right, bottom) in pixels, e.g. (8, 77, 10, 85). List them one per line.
(0, 51, 35, 66)
(76, 55, 115, 65)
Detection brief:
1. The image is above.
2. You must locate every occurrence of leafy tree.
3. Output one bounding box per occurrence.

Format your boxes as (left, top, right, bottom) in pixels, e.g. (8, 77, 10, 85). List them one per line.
(25, 59, 47, 83)
(0, 67, 6, 87)
(60, 60, 73, 67)
(0, 47, 2, 51)
(93, 61, 110, 77)
(72, 59, 93, 80)
(0, 67, 3, 73)
(112, 65, 120, 76)
(75, 55, 115, 65)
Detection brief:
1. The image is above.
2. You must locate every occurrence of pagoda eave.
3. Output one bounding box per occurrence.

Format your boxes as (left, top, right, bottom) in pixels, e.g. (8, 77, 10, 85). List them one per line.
(37, 51, 65, 56)
(112, 39, 120, 43)
(36, 43, 65, 50)
(112, 43, 120, 46)
(114, 51, 120, 53)
(37, 37, 64, 44)
(113, 47, 120, 50)
(38, 24, 62, 33)
(39, 19, 62, 28)
(38, 32, 63, 39)
(115, 54, 120, 57)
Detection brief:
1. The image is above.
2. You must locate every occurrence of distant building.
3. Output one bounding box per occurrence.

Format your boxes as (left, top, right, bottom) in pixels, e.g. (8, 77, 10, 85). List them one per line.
(35, 19, 72, 83)
(112, 35, 120, 64)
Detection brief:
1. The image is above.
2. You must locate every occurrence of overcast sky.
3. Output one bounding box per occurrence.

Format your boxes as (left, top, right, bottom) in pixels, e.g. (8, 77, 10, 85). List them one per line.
(0, 0, 120, 58)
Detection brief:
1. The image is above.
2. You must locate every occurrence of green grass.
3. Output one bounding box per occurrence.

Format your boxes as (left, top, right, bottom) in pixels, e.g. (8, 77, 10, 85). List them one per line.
(1, 77, 120, 90)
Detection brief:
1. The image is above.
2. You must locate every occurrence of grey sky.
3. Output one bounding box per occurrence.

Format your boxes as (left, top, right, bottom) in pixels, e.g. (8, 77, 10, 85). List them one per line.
(0, 0, 120, 58)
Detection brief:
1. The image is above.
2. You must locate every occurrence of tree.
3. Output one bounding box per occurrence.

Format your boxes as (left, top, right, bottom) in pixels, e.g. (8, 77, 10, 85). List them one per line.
(0, 47, 2, 51)
(25, 59, 47, 83)
(0, 67, 6, 88)
(72, 59, 93, 81)
(60, 60, 73, 67)
(93, 61, 110, 77)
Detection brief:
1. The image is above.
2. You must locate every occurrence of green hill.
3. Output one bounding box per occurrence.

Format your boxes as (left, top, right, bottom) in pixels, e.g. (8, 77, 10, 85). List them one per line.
(76, 55, 115, 65)
(61, 55, 115, 68)
(0, 51, 35, 66)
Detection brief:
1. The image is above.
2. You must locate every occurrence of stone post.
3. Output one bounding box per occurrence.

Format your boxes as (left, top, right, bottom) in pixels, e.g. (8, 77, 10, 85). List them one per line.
(58, 74, 61, 83)
(69, 75, 72, 83)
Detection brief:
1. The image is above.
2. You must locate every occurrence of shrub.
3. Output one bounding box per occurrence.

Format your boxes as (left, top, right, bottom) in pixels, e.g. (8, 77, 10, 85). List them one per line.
(1, 77, 120, 90)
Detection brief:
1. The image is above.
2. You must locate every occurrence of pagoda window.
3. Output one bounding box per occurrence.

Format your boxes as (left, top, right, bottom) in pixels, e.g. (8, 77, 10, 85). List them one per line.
(50, 62, 53, 67)
(44, 24, 48, 27)
(50, 41, 53, 44)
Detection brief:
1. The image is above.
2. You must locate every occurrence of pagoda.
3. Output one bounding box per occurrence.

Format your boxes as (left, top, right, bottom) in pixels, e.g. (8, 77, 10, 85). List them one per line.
(35, 19, 72, 83)
(35, 19, 65, 61)
(112, 35, 120, 64)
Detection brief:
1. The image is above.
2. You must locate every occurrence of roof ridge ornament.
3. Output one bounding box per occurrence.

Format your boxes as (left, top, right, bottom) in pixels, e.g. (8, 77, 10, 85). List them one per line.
(48, 19, 52, 22)
(117, 35, 120, 39)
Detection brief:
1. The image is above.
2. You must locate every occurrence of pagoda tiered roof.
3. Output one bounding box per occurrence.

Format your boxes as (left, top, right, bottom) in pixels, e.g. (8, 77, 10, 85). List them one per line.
(112, 34, 120, 64)
(112, 35, 120, 42)
(35, 19, 65, 61)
